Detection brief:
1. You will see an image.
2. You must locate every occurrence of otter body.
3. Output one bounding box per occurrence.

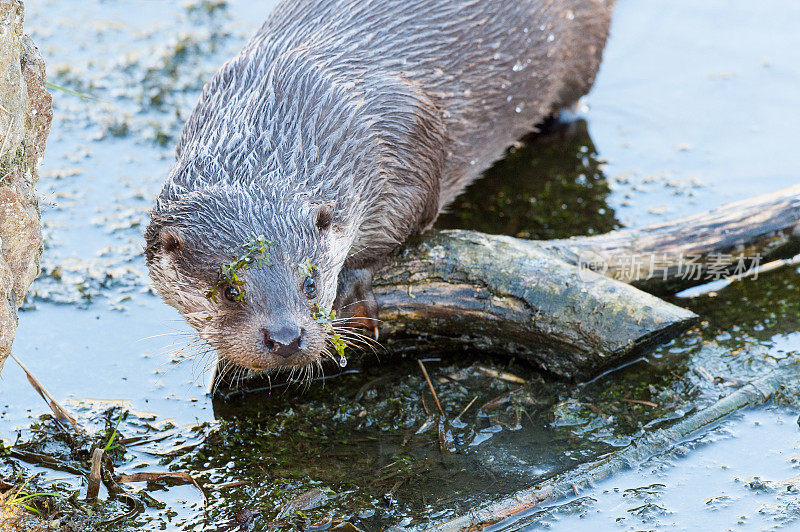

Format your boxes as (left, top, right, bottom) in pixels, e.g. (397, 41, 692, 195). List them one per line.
(146, 0, 613, 372)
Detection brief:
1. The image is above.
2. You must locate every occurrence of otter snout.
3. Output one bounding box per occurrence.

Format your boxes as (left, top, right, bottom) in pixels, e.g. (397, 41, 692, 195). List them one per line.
(262, 325, 304, 358)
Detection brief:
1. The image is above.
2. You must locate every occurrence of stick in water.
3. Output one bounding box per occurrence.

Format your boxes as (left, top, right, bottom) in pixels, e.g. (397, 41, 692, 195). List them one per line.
(9, 352, 80, 433)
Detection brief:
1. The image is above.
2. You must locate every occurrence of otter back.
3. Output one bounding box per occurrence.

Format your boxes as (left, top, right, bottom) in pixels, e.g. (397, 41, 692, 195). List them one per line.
(174, 0, 613, 264)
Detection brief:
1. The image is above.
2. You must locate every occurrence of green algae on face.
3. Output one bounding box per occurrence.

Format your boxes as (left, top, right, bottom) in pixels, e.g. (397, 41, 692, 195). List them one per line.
(297, 258, 318, 279)
(297, 258, 347, 364)
(312, 304, 347, 364)
(295, 257, 349, 363)
(205, 234, 274, 303)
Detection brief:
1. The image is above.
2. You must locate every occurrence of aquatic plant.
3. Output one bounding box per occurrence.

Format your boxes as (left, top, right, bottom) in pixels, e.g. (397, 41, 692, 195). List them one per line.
(103, 411, 124, 452)
(205, 234, 274, 303)
(45, 81, 102, 101)
(3, 477, 62, 516)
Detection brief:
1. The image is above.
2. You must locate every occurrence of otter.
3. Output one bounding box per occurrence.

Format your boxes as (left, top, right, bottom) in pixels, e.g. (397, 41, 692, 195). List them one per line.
(145, 0, 614, 374)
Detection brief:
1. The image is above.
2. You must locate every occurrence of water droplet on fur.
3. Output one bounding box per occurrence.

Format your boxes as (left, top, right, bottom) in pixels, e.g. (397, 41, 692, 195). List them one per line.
(339, 356, 348, 367)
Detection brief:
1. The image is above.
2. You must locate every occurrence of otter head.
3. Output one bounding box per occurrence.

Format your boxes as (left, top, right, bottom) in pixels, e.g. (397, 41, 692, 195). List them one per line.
(145, 185, 349, 373)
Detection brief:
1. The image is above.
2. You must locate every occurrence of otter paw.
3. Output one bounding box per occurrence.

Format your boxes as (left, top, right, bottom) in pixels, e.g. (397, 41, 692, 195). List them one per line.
(334, 267, 379, 339)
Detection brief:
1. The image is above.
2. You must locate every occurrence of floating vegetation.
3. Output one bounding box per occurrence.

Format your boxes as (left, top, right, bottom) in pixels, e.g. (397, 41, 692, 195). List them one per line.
(0, 404, 209, 530)
(185, 0, 229, 15)
(205, 234, 274, 303)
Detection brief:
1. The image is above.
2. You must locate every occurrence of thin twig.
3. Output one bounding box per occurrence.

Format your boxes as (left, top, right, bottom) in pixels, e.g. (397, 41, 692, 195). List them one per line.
(117, 472, 206, 500)
(426, 362, 797, 531)
(476, 366, 527, 384)
(417, 359, 443, 416)
(621, 398, 659, 408)
(45, 82, 105, 102)
(9, 352, 80, 433)
(456, 396, 479, 420)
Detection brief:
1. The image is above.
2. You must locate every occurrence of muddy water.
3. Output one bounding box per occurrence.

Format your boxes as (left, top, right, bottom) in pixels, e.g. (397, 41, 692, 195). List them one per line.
(1, 0, 799, 530)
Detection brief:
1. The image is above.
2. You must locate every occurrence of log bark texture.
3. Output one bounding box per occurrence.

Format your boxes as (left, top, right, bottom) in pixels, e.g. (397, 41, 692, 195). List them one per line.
(374, 231, 697, 379)
(542, 184, 800, 294)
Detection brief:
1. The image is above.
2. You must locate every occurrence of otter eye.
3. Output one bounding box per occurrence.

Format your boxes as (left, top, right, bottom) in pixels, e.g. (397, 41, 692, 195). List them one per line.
(302, 276, 317, 299)
(223, 285, 241, 302)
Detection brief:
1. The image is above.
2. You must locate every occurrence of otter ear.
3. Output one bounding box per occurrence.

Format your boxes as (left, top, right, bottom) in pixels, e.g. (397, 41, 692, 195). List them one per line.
(315, 204, 334, 231)
(145, 223, 185, 263)
(160, 228, 184, 253)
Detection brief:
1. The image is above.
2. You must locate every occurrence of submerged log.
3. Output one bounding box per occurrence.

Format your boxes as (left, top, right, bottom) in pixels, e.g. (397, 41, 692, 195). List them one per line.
(373, 185, 800, 379)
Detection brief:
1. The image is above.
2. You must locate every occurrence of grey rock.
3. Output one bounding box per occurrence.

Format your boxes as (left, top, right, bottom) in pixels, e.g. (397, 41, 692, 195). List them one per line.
(0, 0, 52, 372)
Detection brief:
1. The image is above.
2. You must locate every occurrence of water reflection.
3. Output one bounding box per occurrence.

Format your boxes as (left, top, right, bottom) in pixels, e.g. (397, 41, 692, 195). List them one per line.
(436, 118, 620, 240)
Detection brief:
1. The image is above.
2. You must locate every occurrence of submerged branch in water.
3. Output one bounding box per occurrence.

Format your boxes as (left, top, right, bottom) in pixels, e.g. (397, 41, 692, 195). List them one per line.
(423, 358, 799, 531)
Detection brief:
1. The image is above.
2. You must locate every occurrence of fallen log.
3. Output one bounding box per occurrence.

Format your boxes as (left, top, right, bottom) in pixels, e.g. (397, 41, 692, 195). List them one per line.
(374, 231, 697, 379)
(541, 184, 800, 294)
(372, 185, 800, 379)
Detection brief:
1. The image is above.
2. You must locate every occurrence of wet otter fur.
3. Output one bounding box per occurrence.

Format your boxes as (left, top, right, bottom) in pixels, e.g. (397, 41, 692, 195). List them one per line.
(145, 0, 614, 375)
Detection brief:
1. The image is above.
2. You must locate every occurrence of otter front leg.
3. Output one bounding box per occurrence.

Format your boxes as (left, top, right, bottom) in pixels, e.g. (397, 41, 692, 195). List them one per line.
(333, 267, 380, 339)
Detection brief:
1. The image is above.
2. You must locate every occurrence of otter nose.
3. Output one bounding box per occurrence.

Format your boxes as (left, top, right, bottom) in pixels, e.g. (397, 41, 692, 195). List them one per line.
(262, 326, 303, 358)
